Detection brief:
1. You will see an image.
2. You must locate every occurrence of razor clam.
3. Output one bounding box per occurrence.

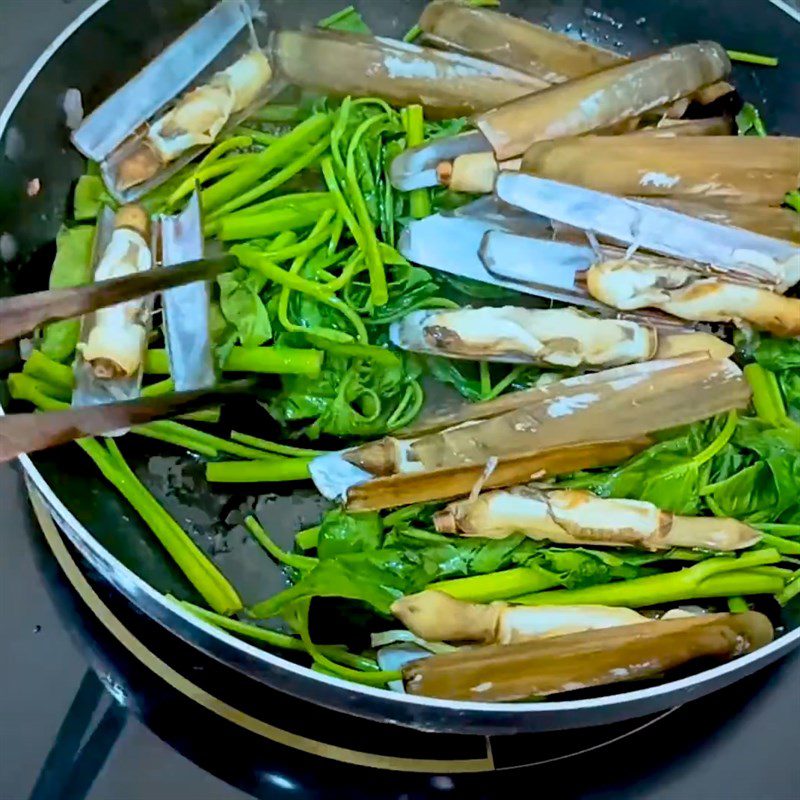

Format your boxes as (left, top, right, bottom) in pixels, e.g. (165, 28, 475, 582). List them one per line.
(402, 612, 773, 701)
(419, 0, 622, 83)
(73, 205, 155, 412)
(396, 197, 603, 305)
(270, 29, 547, 120)
(390, 306, 658, 367)
(391, 305, 730, 366)
(432, 117, 735, 195)
(72, 0, 273, 201)
(418, 0, 731, 109)
(160, 191, 217, 391)
(637, 198, 800, 244)
(496, 173, 800, 291)
(346, 355, 747, 477)
(336, 440, 650, 512)
(113, 49, 272, 193)
(435, 487, 761, 552)
(392, 591, 657, 645)
(390, 130, 492, 191)
(308, 355, 750, 507)
(587, 258, 800, 338)
(475, 41, 731, 160)
(521, 135, 800, 206)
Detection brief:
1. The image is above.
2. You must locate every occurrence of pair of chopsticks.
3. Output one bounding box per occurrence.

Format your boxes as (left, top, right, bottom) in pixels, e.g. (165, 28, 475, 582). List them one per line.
(0, 256, 247, 463)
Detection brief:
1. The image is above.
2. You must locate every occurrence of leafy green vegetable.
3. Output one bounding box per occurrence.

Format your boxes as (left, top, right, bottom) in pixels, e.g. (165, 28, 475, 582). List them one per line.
(268, 348, 423, 438)
(73, 175, 111, 221)
(317, 5, 371, 33)
(563, 414, 737, 515)
(427, 356, 544, 403)
(515, 549, 784, 608)
(786, 189, 800, 213)
(218, 269, 272, 347)
(704, 420, 800, 523)
(779, 371, 800, 423)
(736, 102, 767, 136)
(40, 225, 95, 362)
(318, 509, 383, 558)
(737, 331, 800, 372)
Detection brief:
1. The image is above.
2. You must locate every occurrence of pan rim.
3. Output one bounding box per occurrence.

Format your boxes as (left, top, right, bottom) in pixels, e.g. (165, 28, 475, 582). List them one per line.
(2, 0, 799, 723)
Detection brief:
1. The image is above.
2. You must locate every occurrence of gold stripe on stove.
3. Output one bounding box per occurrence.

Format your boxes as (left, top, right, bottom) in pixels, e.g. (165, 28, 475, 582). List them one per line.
(28, 484, 494, 774)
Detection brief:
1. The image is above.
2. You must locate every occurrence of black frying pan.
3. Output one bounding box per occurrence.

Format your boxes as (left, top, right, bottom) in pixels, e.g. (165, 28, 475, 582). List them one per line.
(1, 0, 799, 734)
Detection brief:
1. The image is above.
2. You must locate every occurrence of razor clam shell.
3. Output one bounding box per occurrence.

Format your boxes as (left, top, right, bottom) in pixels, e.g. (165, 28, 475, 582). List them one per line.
(160, 192, 217, 392)
(478, 229, 601, 308)
(389, 130, 491, 191)
(73, 0, 257, 161)
(271, 29, 547, 120)
(496, 173, 800, 290)
(72, 207, 155, 423)
(74, 1, 280, 202)
(419, 0, 622, 83)
(475, 41, 731, 161)
(520, 135, 800, 206)
(398, 198, 555, 292)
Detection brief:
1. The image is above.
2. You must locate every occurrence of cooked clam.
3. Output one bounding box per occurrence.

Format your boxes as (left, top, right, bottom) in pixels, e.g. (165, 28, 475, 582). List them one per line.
(79, 204, 153, 379)
(435, 486, 761, 552)
(116, 50, 272, 191)
(587, 258, 800, 337)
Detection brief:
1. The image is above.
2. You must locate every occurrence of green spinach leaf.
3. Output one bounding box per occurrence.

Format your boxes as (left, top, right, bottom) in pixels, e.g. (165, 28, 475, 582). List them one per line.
(218, 269, 272, 348)
(318, 509, 383, 558)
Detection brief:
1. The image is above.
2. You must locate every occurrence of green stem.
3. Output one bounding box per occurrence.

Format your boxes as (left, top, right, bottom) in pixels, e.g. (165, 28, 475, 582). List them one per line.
(727, 596, 749, 613)
(403, 105, 431, 219)
(244, 516, 318, 571)
(430, 565, 563, 603)
(403, 24, 422, 43)
(210, 135, 332, 221)
(24, 350, 75, 390)
(230, 432, 328, 457)
(744, 363, 787, 427)
(81, 438, 242, 615)
(223, 192, 333, 221)
(206, 458, 312, 484)
(294, 602, 400, 686)
(143, 420, 280, 461)
(755, 523, 800, 538)
(777, 571, 800, 606)
(145, 346, 323, 377)
(132, 424, 218, 458)
(515, 549, 782, 607)
(167, 146, 254, 208)
(235, 246, 368, 342)
(202, 113, 332, 213)
(479, 361, 492, 399)
(759, 532, 800, 555)
(295, 526, 320, 551)
(220, 202, 334, 241)
(727, 50, 778, 66)
(693, 410, 739, 465)
(177, 599, 376, 670)
(8, 373, 68, 410)
(345, 117, 389, 306)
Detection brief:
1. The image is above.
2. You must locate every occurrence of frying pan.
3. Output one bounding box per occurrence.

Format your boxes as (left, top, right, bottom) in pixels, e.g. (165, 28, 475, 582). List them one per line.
(1, 0, 799, 735)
